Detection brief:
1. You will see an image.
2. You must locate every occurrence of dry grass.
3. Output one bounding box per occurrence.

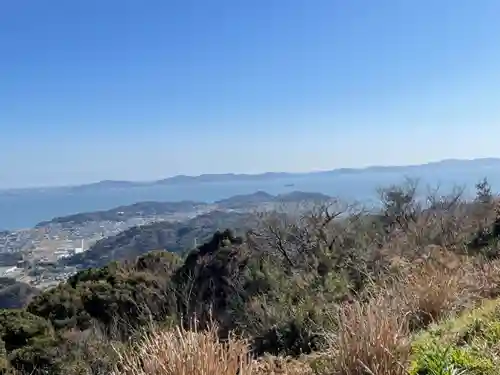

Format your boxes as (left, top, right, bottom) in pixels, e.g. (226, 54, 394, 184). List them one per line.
(399, 260, 474, 329)
(113, 326, 313, 375)
(331, 296, 411, 375)
(114, 327, 254, 375)
(113, 322, 315, 375)
(399, 251, 500, 330)
(376, 248, 491, 332)
(111, 251, 500, 375)
(113, 323, 254, 375)
(253, 355, 314, 375)
(324, 249, 500, 375)
(472, 259, 500, 299)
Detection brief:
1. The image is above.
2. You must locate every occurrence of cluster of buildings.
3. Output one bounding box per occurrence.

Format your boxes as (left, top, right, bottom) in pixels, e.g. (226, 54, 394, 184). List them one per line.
(0, 229, 35, 254)
(0, 213, 193, 288)
(54, 239, 87, 259)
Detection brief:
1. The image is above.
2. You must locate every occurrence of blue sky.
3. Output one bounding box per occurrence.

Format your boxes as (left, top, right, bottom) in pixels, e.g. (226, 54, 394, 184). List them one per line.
(1, 0, 500, 187)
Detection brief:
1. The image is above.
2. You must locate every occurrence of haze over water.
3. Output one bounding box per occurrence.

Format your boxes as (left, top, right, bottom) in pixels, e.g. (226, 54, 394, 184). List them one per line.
(2, 165, 499, 230)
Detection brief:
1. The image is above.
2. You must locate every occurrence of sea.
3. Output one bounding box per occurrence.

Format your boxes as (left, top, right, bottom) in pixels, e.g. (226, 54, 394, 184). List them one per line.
(1, 168, 499, 230)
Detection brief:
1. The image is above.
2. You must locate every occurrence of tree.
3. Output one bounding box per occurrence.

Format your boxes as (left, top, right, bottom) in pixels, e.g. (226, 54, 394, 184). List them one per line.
(475, 177, 493, 204)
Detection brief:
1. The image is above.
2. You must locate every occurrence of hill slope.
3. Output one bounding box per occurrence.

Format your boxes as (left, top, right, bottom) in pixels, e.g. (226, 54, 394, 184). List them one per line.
(36, 190, 330, 227)
(0, 277, 40, 309)
(36, 200, 206, 227)
(63, 210, 256, 268)
(2, 180, 500, 374)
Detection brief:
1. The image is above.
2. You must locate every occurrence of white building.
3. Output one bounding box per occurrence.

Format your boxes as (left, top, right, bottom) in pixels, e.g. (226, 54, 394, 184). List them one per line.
(73, 239, 85, 254)
(4, 266, 18, 274)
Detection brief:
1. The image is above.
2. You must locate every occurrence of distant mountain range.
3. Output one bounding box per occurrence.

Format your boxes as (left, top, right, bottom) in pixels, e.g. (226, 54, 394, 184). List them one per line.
(49, 173, 301, 192)
(72, 158, 500, 189)
(2, 158, 500, 230)
(7, 158, 500, 193)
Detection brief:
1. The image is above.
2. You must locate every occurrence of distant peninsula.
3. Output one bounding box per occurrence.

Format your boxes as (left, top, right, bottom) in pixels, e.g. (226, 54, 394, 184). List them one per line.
(35, 190, 332, 227)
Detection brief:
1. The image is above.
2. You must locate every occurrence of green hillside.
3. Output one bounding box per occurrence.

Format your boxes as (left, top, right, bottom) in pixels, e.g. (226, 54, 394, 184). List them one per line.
(63, 210, 256, 268)
(2, 181, 500, 375)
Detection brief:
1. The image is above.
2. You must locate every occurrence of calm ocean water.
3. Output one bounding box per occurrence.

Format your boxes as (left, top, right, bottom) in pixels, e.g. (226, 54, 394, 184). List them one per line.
(1, 169, 499, 230)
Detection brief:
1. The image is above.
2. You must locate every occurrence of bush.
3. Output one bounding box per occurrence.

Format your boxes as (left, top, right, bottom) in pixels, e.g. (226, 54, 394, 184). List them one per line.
(0, 310, 53, 352)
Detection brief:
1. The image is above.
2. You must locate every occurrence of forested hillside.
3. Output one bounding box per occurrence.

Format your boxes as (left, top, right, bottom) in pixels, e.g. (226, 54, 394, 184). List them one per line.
(2, 181, 500, 374)
(63, 210, 256, 268)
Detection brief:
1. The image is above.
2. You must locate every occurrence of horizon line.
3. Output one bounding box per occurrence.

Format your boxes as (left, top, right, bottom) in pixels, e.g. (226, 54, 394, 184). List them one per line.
(3, 156, 499, 192)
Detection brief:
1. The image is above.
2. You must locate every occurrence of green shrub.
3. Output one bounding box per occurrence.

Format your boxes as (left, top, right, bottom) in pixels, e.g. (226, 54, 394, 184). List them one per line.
(9, 336, 61, 375)
(410, 342, 495, 375)
(0, 309, 53, 352)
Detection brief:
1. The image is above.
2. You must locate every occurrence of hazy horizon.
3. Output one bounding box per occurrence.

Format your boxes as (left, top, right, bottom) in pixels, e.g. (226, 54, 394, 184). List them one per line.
(3, 157, 500, 229)
(2, 1, 500, 188)
(2, 156, 499, 190)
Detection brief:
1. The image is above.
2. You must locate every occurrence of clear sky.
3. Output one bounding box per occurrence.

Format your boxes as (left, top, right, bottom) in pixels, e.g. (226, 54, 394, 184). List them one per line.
(1, 0, 500, 188)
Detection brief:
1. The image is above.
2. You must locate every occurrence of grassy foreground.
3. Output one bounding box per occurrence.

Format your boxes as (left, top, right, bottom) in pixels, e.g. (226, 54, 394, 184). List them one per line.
(112, 252, 500, 375)
(3, 179, 500, 374)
